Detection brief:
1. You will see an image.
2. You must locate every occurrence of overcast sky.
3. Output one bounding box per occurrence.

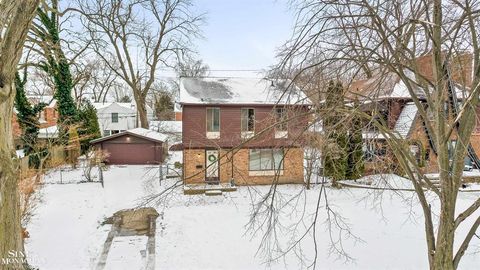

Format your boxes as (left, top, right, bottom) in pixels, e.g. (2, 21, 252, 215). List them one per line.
(193, 0, 296, 77)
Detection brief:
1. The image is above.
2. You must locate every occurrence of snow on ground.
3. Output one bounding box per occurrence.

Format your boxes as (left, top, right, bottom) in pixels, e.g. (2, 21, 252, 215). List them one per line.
(339, 174, 415, 190)
(26, 166, 480, 270)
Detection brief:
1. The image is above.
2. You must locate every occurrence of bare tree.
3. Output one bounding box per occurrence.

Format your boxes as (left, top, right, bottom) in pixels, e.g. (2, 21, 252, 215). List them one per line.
(72, 57, 123, 103)
(0, 0, 40, 267)
(75, 0, 204, 128)
(177, 58, 209, 77)
(272, 1, 480, 269)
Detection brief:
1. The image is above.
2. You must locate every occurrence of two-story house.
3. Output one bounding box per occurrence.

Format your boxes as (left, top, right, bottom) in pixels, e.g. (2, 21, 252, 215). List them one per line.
(179, 77, 310, 185)
(348, 53, 480, 174)
(93, 102, 155, 136)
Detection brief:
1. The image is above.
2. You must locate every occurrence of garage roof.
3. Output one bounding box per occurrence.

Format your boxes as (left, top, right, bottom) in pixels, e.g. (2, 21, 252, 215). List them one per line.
(91, 128, 168, 144)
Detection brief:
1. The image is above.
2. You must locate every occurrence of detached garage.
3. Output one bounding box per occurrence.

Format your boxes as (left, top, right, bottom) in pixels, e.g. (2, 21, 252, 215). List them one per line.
(91, 128, 167, 165)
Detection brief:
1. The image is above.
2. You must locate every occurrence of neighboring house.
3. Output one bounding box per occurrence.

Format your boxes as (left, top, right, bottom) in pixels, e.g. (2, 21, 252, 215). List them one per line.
(91, 128, 167, 165)
(28, 95, 58, 128)
(92, 102, 155, 136)
(349, 53, 478, 173)
(12, 95, 58, 147)
(179, 77, 310, 185)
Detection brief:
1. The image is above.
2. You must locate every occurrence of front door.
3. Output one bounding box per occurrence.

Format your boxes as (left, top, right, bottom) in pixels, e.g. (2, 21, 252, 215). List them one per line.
(205, 150, 219, 184)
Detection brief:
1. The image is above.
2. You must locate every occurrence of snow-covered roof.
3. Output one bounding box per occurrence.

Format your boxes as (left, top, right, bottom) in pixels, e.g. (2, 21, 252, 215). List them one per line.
(38, 125, 59, 139)
(349, 68, 471, 102)
(92, 102, 136, 110)
(127, 128, 168, 142)
(27, 95, 57, 108)
(179, 77, 310, 105)
(91, 128, 168, 144)
(394, 103, 418, 139)
(92, 102, 155, 115)
(149, 121, 182, 134)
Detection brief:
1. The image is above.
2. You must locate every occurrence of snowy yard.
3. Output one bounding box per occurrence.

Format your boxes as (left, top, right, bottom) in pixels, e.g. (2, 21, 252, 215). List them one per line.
(25, 165, 480, 270)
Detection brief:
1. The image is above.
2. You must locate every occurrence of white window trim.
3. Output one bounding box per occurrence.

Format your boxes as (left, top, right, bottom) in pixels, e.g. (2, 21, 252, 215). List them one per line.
(275, 130, 288, 139)
(241, 131, 255, 139)
(206, 131, 220, 139)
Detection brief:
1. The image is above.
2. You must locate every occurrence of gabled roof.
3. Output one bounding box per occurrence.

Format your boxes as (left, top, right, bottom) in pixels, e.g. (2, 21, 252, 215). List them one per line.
(348, 53, 473, 102)
(394, 102, 418, 139)
(92, 102, 136, 111)
(91, 128, 167, 144)
(27, 95, 57, 108)
(179, 77, 310, 105)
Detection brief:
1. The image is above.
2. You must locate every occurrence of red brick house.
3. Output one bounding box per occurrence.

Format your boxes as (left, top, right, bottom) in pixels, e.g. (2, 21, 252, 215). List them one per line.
(12, 95, 58, 147)
(28, 95, 58, 129)
(349, 53, 479, 173)
(179, 77, 310, 185)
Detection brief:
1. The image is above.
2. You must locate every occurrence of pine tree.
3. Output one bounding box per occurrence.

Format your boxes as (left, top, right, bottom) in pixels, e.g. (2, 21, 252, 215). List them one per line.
(346, 101, 365, 179)
(78, 100, 101, 154)
(14, 72, 47, 168)
(323, 81, 349, 185)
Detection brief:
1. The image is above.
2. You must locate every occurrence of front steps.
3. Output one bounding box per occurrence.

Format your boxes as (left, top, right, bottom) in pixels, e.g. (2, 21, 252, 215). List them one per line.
(183, 183, 237, 195)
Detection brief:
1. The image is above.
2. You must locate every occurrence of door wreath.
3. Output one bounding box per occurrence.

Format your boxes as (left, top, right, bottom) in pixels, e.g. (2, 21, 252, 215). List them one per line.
(208, 154, 217, 162)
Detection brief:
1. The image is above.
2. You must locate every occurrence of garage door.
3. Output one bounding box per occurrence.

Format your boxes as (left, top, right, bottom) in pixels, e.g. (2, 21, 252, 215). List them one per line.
(103, 143, 157, 165)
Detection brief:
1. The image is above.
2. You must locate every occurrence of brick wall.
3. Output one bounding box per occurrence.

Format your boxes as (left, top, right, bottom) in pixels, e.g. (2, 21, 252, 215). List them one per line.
(39, 107, 58, 128)
(183, 149, 207, 184)
(184, 147, 304, 185)
(182, 104, 310, 149)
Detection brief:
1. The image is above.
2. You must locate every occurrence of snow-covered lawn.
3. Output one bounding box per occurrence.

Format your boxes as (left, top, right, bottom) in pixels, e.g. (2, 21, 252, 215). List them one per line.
(25, 166, 480, 270)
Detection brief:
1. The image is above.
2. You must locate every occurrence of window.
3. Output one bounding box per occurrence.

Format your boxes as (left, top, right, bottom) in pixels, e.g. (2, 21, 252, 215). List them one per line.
(39, 111, 46, 123)
(249, 149, 284, 171)
(206, 108, 220, 132)
(103, 130, 111, 136)
(241, 108, 255, 132)
(111, 113, 119, 123)
(275, 108, 287, 131)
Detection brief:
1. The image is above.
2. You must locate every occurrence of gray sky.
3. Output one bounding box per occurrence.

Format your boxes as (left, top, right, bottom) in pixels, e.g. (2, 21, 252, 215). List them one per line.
(193, 0, 296, 77)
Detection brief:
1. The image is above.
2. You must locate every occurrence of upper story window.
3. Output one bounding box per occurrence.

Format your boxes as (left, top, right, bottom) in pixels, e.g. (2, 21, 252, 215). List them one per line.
(206, 107, 220, 139)
(241, 108, 255, 139)
(241, 108, 255, 132)
(111, 113, 119, 123)
(275, 108, 287, 131)
(275, 107, 288, 138)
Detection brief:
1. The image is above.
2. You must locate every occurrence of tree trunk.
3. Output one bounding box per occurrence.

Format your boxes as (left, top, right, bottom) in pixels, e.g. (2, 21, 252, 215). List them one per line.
(0, 1, 40, 268)
(0, 88, 24, 269)
(134, 93, 149, 129)
(433, 206, 455, 270)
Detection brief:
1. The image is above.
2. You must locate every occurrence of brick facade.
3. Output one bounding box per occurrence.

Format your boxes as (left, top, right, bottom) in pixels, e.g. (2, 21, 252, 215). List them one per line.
(39, 107, 58, 128)
(183, 148, 304, 185)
